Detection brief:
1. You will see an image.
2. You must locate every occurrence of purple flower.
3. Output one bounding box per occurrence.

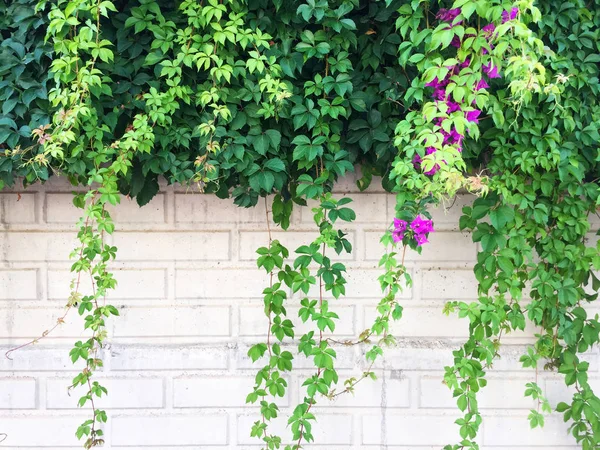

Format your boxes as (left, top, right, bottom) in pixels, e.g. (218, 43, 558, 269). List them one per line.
(415, 233, 429, 246)
(502, 7, 518, 23)
(393, 218, 407, 233)
(392, 230, 404, 243)
(482, 43, 494, 55)
(426, 77, 449, 89)
(446, 100, 461, 113)
(450, 128, 463, 144)
(412, 153, 422, 167)
(482, 23, 496, 36)
(451, 36, 461, 48)
(436, 8, 461, 22)
(410, 215, 434, 246)
(442, 127, 463, 146)
(425, 77, 441, 88)
(412, 149, 439, 175)
(424, 165, 440, 176)
(465, 109, 481, 123)
(433, 87, 447, 100)
(460, 58, 471, 68)
(475, 79, 489, 91)
(410, 215, 434, 235)
(392, 218, 408, 243)
(483, 63, 501, 79)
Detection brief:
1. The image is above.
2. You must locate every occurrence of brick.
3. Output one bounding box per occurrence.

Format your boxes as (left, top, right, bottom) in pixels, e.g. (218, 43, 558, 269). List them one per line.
(0, 232, 77, 261)
(0, 270, 38, 300)
(176, 268, 269, 299)
(237, 413, 352, 445)
(0, 307, 81, 338)
(112, 415, 229, 446)
(238, 306, 355, 337)
(363, 231, 389, 261)
(234, 343, 356, 370)
(362, 413, 457, 445)
(45, 192, 166, 224)
(47, 377, 163, 409)
(421, 268, 478, 300)
(0, 346, 77, 372)
(176, 193, 269, 223)
(420, 375, 536, 409)
(113, 231, 230, 261)
(239, 231, 355, 261)
(428, 195, 475, 230)
(47, 268, 166, 300)
(0, 378, 36, 409)
(174, 376, 289, 408)
(364, 306, 467, 338)
(483, 415, 573, 446)
(44, 193, 83, 223)
(344, 268, 412, 299)
(332, 171, 360, 193)
(110, 194, 166, 223)
(112, 306, 231, 337)
(109, 345, 228, 371)
(544, 376, 600, 406)
(318, 372, 410, 408)
(381, 347, 455, 372)
(1, 416, 84, 446)
(301, 194, 388, 224)
(590, 212, 600, 232)
(416, 231, 477, 261)
(0, 193, 36, 223)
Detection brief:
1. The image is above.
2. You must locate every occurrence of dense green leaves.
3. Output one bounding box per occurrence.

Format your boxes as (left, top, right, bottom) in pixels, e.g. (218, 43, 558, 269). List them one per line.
(3, 0, 600, 449)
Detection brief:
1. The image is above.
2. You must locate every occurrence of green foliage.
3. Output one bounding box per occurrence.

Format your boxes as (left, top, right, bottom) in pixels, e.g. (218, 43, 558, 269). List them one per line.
(0, 0, 52, 184)
(2, 0, 600, 448)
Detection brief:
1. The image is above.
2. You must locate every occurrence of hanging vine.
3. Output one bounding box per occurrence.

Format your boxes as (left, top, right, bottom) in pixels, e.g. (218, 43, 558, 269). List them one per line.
(1, 0, 599, 448)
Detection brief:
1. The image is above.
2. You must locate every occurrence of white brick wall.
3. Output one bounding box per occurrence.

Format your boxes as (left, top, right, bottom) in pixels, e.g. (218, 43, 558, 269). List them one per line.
(0, 176, 596, 449)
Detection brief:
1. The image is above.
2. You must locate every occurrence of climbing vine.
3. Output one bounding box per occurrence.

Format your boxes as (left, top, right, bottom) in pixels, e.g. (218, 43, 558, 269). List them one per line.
(1, 0, 600, 448)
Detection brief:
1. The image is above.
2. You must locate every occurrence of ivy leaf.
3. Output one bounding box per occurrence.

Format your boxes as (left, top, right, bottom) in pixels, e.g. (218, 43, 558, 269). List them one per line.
(489, 206, 515, 230)
(129, 163, 146, 198)
(265, 129, 281, 150)
(263, 158, 286, 173)
(136, 176, 159, 207)
(253, 133, 270, 155)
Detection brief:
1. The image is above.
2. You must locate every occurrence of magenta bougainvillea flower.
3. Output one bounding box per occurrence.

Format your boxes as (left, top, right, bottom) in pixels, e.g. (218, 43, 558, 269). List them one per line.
(436, 8, 461, 22)
(413, 147, 440, 175)
(392, 216, 434, 246)
(465, 109, 481, 123)
(410, 215, 434, 246)
(502, 7, 519, 23)
(475, 79, 490, 91)
(417, 6, 509, 176)
(482, 23, 496, 35)
(483, 63, 501, 79)
(410, 215, 434, 234)
(415, 233, 429, 246)
(392, 218, 408, 242)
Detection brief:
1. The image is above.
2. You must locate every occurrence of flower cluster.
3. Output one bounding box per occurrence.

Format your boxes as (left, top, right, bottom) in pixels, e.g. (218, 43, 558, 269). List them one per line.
(414, 6, 519, 176)
(392, 216, 434, 246)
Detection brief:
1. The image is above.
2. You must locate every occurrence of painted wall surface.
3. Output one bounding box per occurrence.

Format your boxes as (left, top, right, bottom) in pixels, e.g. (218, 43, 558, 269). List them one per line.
(0, 177, 597, 449)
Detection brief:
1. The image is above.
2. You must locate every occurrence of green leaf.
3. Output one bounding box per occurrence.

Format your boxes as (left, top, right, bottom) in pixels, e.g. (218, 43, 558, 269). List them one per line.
(263, 158, 286, 173)
(489, 206, 515, 230)
(136, 176, 159, 207)
(253, 134, 270, 155)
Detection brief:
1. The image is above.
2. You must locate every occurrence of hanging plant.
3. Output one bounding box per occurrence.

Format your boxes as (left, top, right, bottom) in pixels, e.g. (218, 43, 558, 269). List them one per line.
(1, 0, 600, 449)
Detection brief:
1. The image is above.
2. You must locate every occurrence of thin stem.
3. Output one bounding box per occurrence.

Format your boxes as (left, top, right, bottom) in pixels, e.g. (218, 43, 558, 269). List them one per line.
(5, 207, 95, 360)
